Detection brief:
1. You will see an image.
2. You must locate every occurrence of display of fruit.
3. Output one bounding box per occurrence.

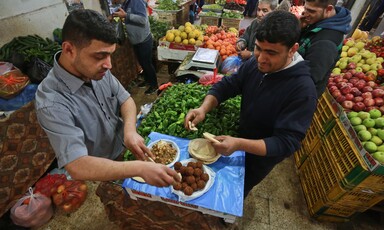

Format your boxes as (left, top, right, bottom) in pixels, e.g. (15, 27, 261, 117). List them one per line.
(163, 22, 204, 46)
(333, 38, 384, 82)
(201, 4, 223, 11)
(348, 110, 384, 164)
(52, 180, 88, 213)
(365, 36, 384, 58)
(351, 28, 369, 41)
(203, 26, 238, 61)
(222, 11, 244, 19)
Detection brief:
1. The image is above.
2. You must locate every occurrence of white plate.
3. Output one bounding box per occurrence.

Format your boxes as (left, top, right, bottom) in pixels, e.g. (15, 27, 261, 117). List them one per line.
(147, 139, 180, 168)
(171, 158, 216, 202)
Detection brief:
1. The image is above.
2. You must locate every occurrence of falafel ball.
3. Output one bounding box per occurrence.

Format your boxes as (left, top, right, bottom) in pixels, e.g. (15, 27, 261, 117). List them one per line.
(201, 173, 209, 182)
(174, 162, 182, 170)
(183, 186, 194, 196)
(186, 175, 196, 185)
(193, 168, 203, 177)
(186, 166, 194, 176)
(197, 180, 206, 189)
(187, 161, 196, 168)
(191, 182, 198, 191)
(195, 161, 203, 169)
(173, 182, 182, 190)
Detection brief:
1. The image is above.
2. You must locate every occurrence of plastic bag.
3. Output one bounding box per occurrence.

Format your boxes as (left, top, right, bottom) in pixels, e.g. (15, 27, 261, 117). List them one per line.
(113, 18, 126, 45)
(0, 62, 13, 75)
(10, 187, 53, 228)
(0, 84, 38, 111)
(220, 56, 242, 75)
(198, 72, 223, 85)
(34, 173, 68, 197)
(0, 68, 30, 99)
(26, 57, 52, 84)
(52, 180, 88, 213)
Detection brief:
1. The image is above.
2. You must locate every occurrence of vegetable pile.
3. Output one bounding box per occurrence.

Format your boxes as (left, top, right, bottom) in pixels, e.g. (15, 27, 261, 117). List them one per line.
(156, 0, 181, 11)
(0, 35, 61, 65)
(149, 16, 171, 43)
(137, 83, 240, 139)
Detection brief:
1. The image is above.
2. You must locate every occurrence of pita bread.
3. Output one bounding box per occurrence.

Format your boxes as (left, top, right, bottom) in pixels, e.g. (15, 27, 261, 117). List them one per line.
(188, 138, 220, 163)
(203, 132, 220, 143)
(188, 121, 198, 131)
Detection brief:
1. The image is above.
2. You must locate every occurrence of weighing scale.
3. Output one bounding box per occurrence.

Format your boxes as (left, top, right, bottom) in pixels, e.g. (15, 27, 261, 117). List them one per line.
(175, 48, 221, 79)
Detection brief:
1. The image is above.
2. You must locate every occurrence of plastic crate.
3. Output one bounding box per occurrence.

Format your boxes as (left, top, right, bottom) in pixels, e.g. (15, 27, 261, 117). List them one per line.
(221, 18, 241, 29)
(200, 16, 221, 27)
(324, 119, 371, 187)
(356, 174, 384, 194)
(313, 92, 338, 132)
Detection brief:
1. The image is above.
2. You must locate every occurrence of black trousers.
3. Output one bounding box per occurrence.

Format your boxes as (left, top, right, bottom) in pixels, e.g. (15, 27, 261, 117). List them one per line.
(132, 35, 158, 87)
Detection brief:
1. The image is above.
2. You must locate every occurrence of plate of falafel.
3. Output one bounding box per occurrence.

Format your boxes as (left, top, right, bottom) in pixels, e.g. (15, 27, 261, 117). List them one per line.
(171, 158, 216, 202)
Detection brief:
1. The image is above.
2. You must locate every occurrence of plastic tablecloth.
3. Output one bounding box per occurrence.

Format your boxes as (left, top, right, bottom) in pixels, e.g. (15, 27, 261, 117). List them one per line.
(122, 132, 245, 217)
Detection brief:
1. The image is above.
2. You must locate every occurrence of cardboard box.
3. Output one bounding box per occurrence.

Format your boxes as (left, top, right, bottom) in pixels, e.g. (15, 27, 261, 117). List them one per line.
(157, 38, 199, 61)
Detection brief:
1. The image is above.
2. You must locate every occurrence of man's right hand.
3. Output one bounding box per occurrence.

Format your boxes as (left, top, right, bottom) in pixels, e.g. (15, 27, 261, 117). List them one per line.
(184, 108, 206, 130)
(139, 162, 181, 187)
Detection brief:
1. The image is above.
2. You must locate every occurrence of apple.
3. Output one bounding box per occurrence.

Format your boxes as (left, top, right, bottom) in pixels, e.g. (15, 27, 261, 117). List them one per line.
(379, 105, 384, 114)
(362, 86, 373, 93)
(328, 81, 336, 87)
(354, 72, 365, 79)
(347, 62, 356, 69)
(359, 130, 373, 141)
(341, 100, 354, 109)
(353, 102, 366, 111)
(372, 152, 384, 164)
(329, 85, 338, 93)
(349, 116, 362, 125)
(343, 72, 353, 79)
(348, 68, 357, 75)
(337, 82, 348, 89)
(362, 92, 373, 99)
(354, 80, 366, 90)
(340, 85, 352, 95)
(365, 106, 377, 112)
(332, 90, 342, 98)
(366, 80, 377, 88)
(349, 78, 359, 85)
(375, 117, 384, 128)
(372, 88, 384, 98)
(350, 87, 362, 96)
(364, 141, 377, 153)
(345, 93, 354, 101)
(369, 109, 382, 119)
(336, 95, 346, 103)
(363, 98, 375, 107)
(374, 97, 384, 106)
(353, 96, 364, 102)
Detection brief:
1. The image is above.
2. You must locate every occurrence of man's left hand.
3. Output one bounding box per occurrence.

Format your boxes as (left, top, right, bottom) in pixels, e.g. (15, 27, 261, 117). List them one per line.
(124, 132, 152, 161)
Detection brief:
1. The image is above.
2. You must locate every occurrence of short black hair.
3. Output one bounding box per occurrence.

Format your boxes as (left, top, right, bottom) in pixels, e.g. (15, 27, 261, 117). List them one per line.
(255, 10, 300, 48)
(305, 0, 337, 8)
(62, 9, 117, 48)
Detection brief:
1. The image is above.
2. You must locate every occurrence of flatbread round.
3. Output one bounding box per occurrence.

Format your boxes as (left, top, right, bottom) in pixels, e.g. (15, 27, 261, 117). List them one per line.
(188, 138, 220, 163)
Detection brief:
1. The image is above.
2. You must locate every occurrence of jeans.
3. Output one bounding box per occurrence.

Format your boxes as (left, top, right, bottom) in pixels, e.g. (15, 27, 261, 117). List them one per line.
(132, 35, 158, 87)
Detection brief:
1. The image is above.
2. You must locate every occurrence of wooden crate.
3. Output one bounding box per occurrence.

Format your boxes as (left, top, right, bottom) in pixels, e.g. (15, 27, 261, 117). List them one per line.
(156, 10, 178, 26)
(200, 16, 221, 27)
(221, 18, 242, 29)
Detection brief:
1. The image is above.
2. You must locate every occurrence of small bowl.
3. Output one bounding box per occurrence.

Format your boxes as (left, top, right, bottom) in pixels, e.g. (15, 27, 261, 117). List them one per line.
(147, 139, 180, 168)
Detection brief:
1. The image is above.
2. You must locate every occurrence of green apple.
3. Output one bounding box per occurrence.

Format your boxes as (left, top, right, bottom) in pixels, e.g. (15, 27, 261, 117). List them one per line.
(362, 64, 371, 72)
(372, 151, 384, 163)
(371, 135, 383, 146)
(356, 66, 363, 72)
(375, 117, 384, 128)
(350, 54, 362, 63)
(332, 68, 341, 74)
(339, 61, 348, 70)
(376, 57, 384, 63)
(364, 141, 377, 153)
(369, 109, 382, 119)
(347, 47, 358, 57)
(355, 41, 365, 50)
(359, 130, 372, 141)
(348, 111, 358, 119)
(377, 144, 384, 152)
(358, 111, 370, 120)
(363, 118, 376, 128)
(340, 51, 348, 58)
(377, 129, 384, 140)
(368, 127, 378, 136)
(350, 117, 362, 126)
(342, 45, 349, 52)
(366, 58, 376, 65)
(345, 39, 355, 47)
(354, 124, 367, 132)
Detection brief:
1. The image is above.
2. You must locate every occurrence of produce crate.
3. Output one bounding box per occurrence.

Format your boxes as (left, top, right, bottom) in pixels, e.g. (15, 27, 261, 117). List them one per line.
(200, 15, 221, 27)
(154, 9, 181, 27)
(221, 18, 242, 30)
(313, 91, 340, 132)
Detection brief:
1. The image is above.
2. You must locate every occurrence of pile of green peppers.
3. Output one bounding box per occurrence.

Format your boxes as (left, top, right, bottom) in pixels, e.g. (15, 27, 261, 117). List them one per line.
(137, 82, 240, 140)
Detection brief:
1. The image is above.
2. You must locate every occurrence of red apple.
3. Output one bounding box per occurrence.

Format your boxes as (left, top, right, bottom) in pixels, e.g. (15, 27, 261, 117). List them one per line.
(337, 82, 348, 89)
(340, 85, 352, 95)
(379, 105, 384, 114)
(336, 95, 346, 103)
(328, 81, 336, 87)
(353, 96, 364, 102)
(348, 77, 359, 84)
(350, 87, 362, 96)
(362, 92, 373, 99)
(366, 81, 377, 88)
(345, 93, 354, 101)
(353, 102, 366, 111)
(363, 98, 375, 107)
(374, 97, 384, 106)
(348, 69, 357, 75)
(347, 62, 356, 69)
(372, 88, 384, 98)
(354, 80, 366, 90)
(362, 86, 373, 93)
(332, 90, 342, 98)
(354, 72, 365, 79)
(343, 72, 353, 79)
(329, 85, 338, 93)
(341, 100, 354, 109)
(365, 106, 377, 112)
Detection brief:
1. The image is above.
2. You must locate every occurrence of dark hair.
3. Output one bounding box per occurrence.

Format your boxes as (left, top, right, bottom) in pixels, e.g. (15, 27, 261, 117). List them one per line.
(255, 11, 300, 48)
(62, 9, 117, 48)
(305, 0, 337, 8)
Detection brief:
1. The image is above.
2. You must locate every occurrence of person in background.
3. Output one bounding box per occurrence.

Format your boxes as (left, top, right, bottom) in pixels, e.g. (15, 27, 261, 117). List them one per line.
(236, 0, 284, 60)
(298, 0, 351, 97)
(359, 0, 384, 32)
(35, 9, 179, 186)
(243, 0, 259, 18)
(185, 10, 317, 198)
(114, 0, 158, 95)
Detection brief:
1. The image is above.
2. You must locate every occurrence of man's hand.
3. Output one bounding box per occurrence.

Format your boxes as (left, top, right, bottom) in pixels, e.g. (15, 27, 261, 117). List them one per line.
(139, 162, 181, 187)
(184, 108, 206, 130)
(124, 132, 152, 160)
(211, 135, 239, 156)
(239, 49, 252, 60)
(113, 8, 127, 19)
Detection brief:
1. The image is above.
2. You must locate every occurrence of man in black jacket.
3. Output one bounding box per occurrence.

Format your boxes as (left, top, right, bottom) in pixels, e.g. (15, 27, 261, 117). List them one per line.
(185, 11, 317, 198)
(299, 0, 351, 97)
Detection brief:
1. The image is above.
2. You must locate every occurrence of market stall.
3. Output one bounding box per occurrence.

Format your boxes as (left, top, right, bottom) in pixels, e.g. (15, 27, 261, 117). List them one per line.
(294, 29, 384, 222)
